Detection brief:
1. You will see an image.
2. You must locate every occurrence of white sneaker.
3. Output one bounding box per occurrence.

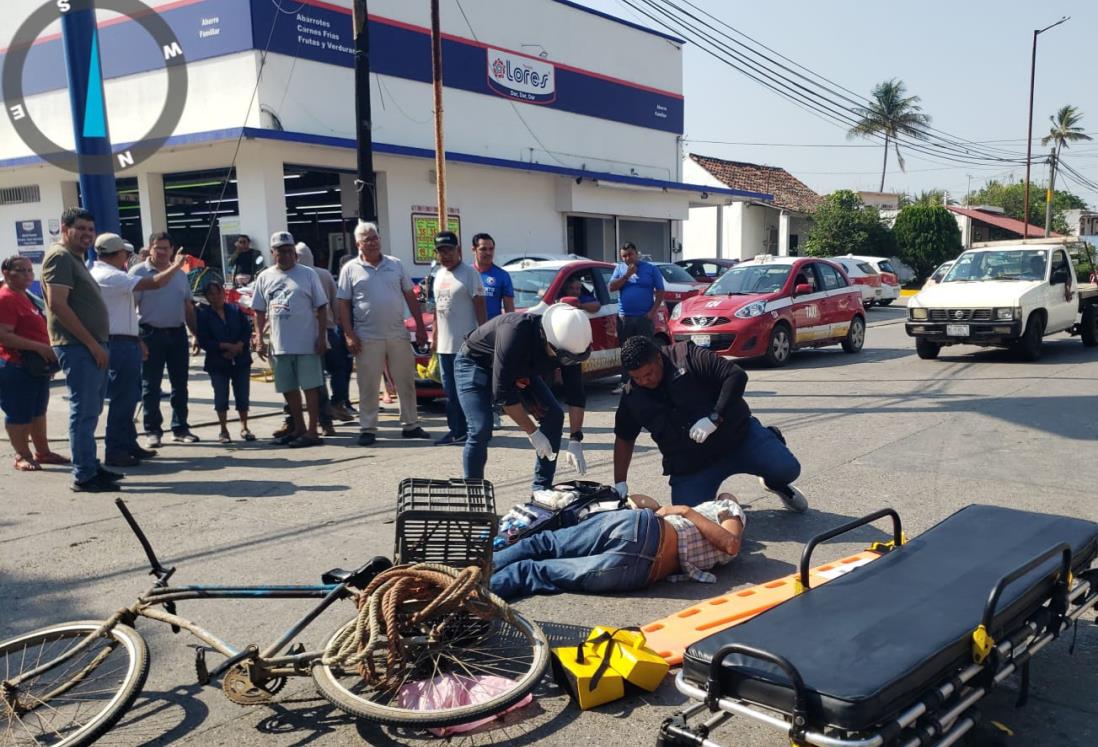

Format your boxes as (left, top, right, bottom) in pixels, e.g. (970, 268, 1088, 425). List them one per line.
(759, 477, 808, 513)
(145, 433, 162, 449)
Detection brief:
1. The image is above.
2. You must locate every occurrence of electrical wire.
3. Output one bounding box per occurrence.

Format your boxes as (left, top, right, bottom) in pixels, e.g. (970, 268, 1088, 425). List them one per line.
(623, 0, 1027, 168)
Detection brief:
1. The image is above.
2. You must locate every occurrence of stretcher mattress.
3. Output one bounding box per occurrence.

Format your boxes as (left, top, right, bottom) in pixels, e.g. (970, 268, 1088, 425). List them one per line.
(682, 505, 1098, 732)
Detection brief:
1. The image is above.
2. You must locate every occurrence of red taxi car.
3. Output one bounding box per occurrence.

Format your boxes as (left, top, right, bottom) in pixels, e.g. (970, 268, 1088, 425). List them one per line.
(667, 255, 866, 366)
(409, 259, 671, 399)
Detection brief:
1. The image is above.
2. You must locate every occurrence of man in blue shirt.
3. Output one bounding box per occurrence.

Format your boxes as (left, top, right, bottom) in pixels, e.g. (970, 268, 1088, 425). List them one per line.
(471, 233, 514, 319)
(609, 242, 664, 375)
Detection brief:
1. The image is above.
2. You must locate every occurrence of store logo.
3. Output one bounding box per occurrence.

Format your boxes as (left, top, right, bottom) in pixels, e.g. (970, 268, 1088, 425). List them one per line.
(486, 48, 555, 104)
(3, 0, 188, 175)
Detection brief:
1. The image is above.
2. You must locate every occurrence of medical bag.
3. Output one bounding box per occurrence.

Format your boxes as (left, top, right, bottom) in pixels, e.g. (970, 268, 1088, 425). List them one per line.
(493, 481, 626, 550)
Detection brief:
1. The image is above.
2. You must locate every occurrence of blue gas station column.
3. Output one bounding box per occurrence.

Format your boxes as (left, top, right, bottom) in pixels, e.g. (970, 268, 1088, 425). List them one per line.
(60, 1, 121, 254)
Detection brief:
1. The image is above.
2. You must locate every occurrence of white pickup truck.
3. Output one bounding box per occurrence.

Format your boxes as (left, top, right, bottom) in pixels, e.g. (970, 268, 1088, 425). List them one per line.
(905, 238, 1098, 360)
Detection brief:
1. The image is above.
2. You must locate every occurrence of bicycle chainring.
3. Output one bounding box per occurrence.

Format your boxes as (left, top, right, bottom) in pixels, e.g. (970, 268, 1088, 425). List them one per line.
(221, 664, 286, 705)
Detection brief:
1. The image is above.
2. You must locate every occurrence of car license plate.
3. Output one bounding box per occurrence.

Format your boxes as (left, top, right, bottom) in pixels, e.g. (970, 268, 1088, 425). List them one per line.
(690, 334, 711, 346)
(946, 324, 969, 337)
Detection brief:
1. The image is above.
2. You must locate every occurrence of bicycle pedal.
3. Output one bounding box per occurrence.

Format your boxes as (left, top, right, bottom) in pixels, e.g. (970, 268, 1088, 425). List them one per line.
(195, 647, 210, 686)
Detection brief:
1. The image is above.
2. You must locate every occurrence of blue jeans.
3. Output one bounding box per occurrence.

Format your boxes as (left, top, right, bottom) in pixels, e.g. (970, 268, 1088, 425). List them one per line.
(140, 325, 190, 435)
(437, 352, 466, 438)
(210, 366, 251, 413)
(490, 509, 662, 600)
(669, 417, 801, 506)
(105, 339, 142, 460)
(54, 343, 109, 482)
(325, 327, 352, 406)
(455, 353, 563, 491)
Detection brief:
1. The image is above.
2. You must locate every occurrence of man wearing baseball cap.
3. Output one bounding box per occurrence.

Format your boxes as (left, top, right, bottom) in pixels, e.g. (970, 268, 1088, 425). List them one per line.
(430, 230, 486, 445)
(91, 234, 187, 469)
(251, 231, 330, 447)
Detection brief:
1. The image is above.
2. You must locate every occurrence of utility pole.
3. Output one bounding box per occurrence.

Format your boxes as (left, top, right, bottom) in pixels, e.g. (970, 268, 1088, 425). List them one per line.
(1023, 16, 1069, 240)
(1044, 149, 1057, 237)
(60, 0, 121, 257)
(430, 0, 448, 236)
(352, 0, 377, 222)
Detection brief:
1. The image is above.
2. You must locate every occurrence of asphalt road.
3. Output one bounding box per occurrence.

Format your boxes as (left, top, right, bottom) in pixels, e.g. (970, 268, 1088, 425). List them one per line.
(2, 304, 1097, 747)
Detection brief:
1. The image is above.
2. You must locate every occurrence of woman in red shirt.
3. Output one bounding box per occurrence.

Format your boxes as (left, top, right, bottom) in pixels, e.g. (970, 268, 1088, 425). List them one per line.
(0, 256, 69, 471)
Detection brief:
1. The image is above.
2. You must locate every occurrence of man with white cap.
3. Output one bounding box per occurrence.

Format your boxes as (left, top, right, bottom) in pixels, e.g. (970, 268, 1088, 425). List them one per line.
(91, 233, 187, 467)
(251, 231, 329, 447)
(454, 303, 591, 492)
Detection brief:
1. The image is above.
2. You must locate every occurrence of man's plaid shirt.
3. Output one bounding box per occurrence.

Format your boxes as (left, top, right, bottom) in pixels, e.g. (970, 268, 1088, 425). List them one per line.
(662, 498, 746, 583)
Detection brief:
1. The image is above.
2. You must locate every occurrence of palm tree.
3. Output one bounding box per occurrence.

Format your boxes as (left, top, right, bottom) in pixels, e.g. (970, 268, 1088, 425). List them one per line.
(848, 79, 932, 192)
(1040, 105, 1092, 234)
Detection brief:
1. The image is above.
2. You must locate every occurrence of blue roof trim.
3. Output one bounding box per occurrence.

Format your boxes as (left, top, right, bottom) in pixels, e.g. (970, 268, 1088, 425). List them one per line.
(549, 0, 686, 45)
(0, 126, 770, 202)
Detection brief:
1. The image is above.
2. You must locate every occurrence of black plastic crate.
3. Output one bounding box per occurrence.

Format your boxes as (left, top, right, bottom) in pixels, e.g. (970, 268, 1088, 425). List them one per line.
(394, 478, 497, 576)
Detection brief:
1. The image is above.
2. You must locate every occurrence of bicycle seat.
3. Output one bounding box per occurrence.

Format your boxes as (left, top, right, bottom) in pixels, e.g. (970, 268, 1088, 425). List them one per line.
(322, 556, 393, 589)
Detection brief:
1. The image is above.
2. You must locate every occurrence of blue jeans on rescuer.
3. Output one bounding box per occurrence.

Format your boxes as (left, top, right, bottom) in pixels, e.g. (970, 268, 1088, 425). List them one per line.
(490, 509, 662, 600)
(54, 343, 109, 482)
(454, 353, 563, 492)
(105, 338, 142, 461)
(437, 352, 466, 438)
(140, 325, 190, 436)
(669, 417, 801, 506)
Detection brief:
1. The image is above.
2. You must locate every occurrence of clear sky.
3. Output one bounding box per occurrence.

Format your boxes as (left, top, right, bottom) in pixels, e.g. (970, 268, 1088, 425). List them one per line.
(581, 0, 1098, 207)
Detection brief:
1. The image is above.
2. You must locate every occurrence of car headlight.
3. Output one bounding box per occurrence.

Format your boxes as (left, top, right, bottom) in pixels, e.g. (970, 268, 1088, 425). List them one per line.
(734, 300, 767, 319)
(994, 307, 1017, 321)
(670, 302, 683, 320)
(909, 307, 928, 321)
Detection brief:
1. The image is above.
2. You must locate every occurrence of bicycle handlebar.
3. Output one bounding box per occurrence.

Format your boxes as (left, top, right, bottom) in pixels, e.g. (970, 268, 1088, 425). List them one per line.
(115, 498, 175, 581)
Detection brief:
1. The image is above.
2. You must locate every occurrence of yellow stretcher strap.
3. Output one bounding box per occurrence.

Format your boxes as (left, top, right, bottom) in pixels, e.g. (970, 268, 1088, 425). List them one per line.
(867, 531, 908, 554)
(793, 576, 805, 596)
(972, 624, 994, 664)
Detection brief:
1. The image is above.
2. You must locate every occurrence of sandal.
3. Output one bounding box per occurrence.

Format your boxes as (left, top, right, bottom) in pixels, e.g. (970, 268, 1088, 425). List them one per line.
(240, 429, 256, 442)
(14, 456, 41, 472)
(34, 451, 71, 465)
(218, 431, 232, 444)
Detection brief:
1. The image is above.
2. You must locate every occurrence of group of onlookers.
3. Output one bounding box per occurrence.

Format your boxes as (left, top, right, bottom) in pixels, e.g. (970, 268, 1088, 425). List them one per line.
(0, 206, 527, 490)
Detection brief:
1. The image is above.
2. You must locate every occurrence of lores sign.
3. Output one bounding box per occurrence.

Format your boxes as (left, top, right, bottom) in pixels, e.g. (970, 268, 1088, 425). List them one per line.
(486, 48, 555, 104)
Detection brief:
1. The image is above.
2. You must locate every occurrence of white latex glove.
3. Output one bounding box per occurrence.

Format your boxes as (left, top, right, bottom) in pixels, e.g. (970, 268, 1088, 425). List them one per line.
(527, 429, 556, 460)
(614, 481, 629, 499)
(689, 416, 718, 444)
(561, 440, 587, 475)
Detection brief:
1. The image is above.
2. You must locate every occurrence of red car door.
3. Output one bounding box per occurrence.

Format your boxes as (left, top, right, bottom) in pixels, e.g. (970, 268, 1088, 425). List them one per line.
(790, 262, 828, 343)
(816, 261, 856, 338)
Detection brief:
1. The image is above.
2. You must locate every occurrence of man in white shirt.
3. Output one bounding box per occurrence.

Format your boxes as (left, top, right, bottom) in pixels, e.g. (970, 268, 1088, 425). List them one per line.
(90, 233, 186, 467)
(430, 231, 486, 445)
(336, 222, 430, 446)
(252, 231, 330, 448)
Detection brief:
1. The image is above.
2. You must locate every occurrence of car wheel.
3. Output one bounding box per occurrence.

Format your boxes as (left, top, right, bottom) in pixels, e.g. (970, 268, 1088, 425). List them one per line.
(1015, 312, 1045, 361)
(877, 299, 894, 307)
(841, 315, 865, 353)
(915, 338, 940, 360)
(764, 324, 792, 367)
(1080, 304, 1098, 347)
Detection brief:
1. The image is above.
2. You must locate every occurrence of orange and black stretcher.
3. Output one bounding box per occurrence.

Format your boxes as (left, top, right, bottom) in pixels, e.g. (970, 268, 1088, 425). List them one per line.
(657, 505, 1098, 747)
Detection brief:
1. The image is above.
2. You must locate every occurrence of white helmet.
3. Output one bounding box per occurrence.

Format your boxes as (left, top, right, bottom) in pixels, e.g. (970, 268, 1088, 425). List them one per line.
(541, 303, 592, 359)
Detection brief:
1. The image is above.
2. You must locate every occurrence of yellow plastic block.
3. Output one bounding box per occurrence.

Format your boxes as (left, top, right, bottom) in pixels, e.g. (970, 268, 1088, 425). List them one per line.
(551, 643, 625, 710)
(585, 626, 670, 692)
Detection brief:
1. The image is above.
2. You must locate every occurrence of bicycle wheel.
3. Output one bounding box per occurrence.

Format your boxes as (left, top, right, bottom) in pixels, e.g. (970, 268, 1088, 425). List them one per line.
(312, 598, 548, 728)
(1, 620, 149, 747)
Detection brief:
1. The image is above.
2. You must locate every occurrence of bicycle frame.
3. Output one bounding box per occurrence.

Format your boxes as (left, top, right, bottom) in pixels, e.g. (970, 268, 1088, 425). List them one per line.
(4, 499, 383, 691)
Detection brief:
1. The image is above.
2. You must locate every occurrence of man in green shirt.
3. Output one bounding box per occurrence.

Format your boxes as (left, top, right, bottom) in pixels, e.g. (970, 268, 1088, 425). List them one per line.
(41, 207, 122, 493)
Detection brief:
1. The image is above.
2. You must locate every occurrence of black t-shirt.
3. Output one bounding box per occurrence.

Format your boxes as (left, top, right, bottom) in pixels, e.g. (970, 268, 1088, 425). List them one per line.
(229, 249, 262, 276)
(461, 312, 585, 408)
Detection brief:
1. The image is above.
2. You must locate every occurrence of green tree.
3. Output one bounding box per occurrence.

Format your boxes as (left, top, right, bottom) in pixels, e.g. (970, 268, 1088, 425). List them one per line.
(848, 79, 932, 192)
(901, 189, 948, 207)
(804, 190, 895, 257)
(1040, 105, 1092, 233)
(893, 204, 962, 280)
(965, 180, 1086, 234)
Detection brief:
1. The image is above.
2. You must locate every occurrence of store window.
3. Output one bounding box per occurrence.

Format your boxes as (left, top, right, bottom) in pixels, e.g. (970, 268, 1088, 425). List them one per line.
(618, 219, 671, 262)
(566, 215, 614, 261)
(162, 168, 237, 270)
(284, 164, 357, 271)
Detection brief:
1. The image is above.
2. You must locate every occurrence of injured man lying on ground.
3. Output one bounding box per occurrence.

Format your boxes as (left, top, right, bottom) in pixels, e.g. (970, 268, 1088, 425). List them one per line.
(490, 495, 745, 601)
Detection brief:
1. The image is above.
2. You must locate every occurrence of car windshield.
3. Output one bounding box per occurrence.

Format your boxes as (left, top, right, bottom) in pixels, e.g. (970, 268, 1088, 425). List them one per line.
(705, 264, 791, 295)
(931, 262, 953, 282)
(944, 250, 1048, 282)
(507, 268, 560, 307)
(657, 263, 696, 283)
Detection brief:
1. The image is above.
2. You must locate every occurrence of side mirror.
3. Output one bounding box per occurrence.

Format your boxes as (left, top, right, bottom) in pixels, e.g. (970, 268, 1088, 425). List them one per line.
(794, 283, 813, 296)
(1051, 267, 1069, 285)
